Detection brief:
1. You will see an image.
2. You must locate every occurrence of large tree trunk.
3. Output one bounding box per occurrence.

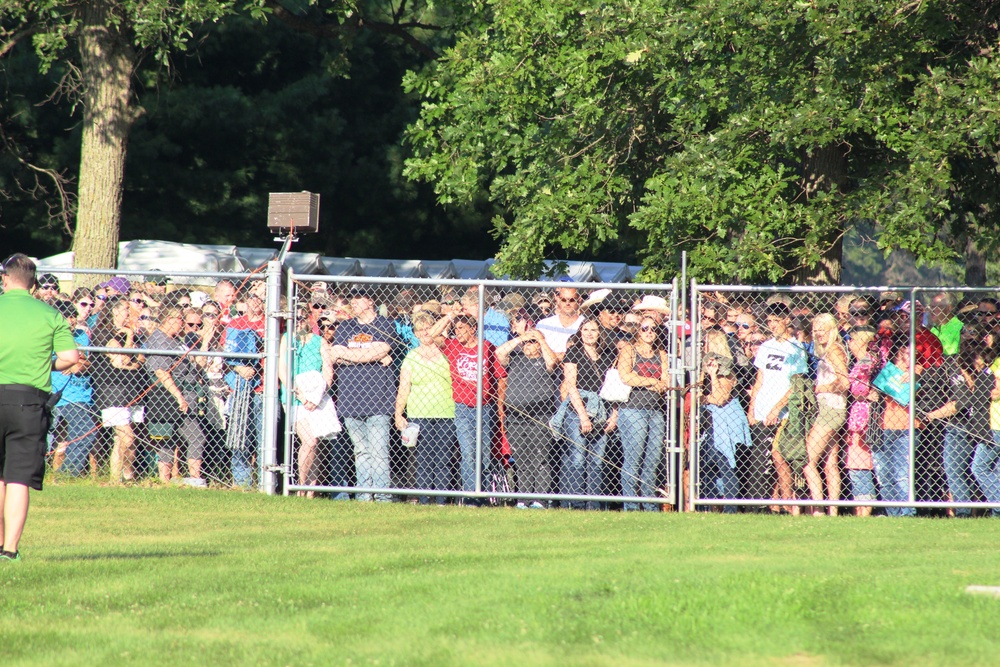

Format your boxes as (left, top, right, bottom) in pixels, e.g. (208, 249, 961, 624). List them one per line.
(794, 144, 848, 286)
(72, 0, 136, 281)
(965, 235, 986, 286)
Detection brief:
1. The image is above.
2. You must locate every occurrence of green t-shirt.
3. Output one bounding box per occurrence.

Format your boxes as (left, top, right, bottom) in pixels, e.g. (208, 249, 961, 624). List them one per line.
(400, 349, 455, 419)
(931, 316, 963, 356)
(0, 289, 77, 391)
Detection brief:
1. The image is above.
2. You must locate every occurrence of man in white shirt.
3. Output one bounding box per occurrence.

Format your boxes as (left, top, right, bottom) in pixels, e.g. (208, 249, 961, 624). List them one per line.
(535, 287, 584, 359)
(744, 302, 808, 508)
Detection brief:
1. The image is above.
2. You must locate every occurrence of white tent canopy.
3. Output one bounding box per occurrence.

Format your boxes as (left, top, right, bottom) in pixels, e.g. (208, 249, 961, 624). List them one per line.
(35, 240, 643, 284)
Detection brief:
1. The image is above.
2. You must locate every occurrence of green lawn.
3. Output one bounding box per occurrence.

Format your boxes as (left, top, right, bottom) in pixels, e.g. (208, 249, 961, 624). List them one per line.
(2, 485, 999, 666)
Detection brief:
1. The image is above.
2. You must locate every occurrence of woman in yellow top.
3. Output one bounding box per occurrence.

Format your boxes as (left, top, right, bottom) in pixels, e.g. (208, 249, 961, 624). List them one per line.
(395, 312, 456, 504)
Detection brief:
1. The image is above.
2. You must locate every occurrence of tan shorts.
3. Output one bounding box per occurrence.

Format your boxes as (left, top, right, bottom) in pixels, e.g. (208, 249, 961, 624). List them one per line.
(815, 403, 846, 431)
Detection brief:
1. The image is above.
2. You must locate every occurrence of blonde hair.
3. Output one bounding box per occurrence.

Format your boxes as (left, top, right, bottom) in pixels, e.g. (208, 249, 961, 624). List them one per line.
(812, 312, 842, 359)
(703, 329, 732, 359)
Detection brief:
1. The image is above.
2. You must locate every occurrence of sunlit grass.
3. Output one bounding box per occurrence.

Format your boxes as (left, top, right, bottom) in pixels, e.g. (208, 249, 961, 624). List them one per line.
(2, 485, 999, 666)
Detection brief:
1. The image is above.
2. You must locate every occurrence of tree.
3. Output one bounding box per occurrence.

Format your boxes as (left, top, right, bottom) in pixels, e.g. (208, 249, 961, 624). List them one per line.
(1, 0, 244, 276)
(403, 0, 1000, 284)
(1, 0, 472, 275)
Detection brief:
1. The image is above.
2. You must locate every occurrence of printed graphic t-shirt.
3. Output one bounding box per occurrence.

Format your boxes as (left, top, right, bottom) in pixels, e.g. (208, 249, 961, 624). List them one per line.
(442, 338, 506, 406)
(752, 337, 808, 423)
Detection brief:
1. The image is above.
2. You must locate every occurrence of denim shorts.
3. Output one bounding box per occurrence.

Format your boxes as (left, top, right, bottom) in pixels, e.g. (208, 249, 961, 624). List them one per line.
(848, 468, 876, 500)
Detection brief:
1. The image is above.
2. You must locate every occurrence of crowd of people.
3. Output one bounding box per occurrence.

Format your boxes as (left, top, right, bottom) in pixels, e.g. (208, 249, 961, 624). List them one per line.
(35, 272, 265, 488)
(29, 268, 1000, 516)
(696, 290, 1000, 517)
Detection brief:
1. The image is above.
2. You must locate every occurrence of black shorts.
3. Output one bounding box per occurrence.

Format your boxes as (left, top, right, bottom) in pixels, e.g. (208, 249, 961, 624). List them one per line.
(0, 385, 51, 490)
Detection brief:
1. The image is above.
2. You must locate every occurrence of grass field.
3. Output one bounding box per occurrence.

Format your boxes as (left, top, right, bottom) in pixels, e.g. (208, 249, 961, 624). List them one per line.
(2, 484, 999, 666)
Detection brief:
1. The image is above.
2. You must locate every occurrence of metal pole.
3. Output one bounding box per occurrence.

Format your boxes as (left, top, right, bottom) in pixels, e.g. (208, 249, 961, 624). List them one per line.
(474, 283, 486, 495)
(688, 280, 699, 511)
(908, 286, 917, 504)
(260, 259, 283, 495)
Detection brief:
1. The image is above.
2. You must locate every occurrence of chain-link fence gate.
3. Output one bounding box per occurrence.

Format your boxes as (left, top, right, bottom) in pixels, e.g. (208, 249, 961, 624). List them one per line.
(281, 273, 680, 509)
(688, 284, 1000, 516)
(39, 267, 278, 490)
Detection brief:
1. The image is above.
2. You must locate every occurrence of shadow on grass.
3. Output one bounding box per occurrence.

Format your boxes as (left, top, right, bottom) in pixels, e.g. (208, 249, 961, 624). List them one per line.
(46, 550, 223, 561)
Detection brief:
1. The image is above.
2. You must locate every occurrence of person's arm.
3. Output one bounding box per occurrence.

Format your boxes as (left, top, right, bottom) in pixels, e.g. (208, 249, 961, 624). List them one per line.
(394, 364, 412, 431)
(702, 357, 734, 406)
(53, 348, 80, 372)
(154, 368, 188, 412)
(604, 406, 618, 433)
(428, 311, 457, 340)
(330, 341, 392, 365)
(496, 375, 507, 426)
(747, 367, 764, 426)
(563, 361, 592, 433)
(320, 339, 335, 388)
(494, 335, 522, 367)
(536, 331, 559, 371)
(617, 343, 657, 389)
(924, 401, 957, 421)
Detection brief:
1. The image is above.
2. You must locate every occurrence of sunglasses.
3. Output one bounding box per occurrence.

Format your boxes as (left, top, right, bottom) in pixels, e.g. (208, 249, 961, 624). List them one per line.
(185, 321, 202, 328)
(640, 325, 656, 332)
(311, 303, 324, 310)
(556, 297, 579, 303)
(78, 301, 94, 308)
(318, 321, 335, 330)
(734, 322, 753, 329)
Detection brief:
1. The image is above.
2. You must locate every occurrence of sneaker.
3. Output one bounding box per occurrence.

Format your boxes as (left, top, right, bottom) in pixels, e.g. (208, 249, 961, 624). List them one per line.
(183, 477, 207, 488)
(529, 501, 545, 510)
(0, 550, 21, 562)
(516, 502, 528, 509)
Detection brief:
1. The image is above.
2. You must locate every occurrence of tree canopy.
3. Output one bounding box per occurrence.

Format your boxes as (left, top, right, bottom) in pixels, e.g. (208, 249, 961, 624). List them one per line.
(1, 1, 498, 265)
(403, 0, 1000, 283)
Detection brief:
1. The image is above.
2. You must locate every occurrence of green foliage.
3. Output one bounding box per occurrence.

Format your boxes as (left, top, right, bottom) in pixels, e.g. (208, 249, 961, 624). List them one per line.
(405, 0, 1000, 283)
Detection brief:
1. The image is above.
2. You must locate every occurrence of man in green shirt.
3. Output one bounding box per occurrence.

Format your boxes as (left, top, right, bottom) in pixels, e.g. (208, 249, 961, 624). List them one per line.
(928, 292, 963, 356)
(0, 254, 79, 562)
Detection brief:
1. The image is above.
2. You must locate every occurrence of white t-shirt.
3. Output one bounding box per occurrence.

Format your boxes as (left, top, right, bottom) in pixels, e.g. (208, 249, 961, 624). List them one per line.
(752, 337, 808, 422)
(536, 314, 584, 354)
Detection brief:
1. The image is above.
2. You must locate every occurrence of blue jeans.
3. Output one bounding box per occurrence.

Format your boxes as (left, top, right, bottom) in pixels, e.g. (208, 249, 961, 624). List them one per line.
(560, 411, 607, 509)
(412, 418, 457, 504)
(873, 430, 916, 516)
(942, 424, 977, 516)
(972, 432, 1000, 516)
(698, 444, 738, 513)
(344, 414, 392, 502)
(230, 393, 263, 487)
(618, 407, 664, 511)
(51, 403, 97, 477)
(454, 403, 495, 493)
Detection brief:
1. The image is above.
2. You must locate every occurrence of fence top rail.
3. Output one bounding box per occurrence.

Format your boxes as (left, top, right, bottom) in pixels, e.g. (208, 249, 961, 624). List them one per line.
(47, 267, 260, 280)
(80, 346, 262, 360)
(289, 272, 674, 292)
(696, 284, 995, 293)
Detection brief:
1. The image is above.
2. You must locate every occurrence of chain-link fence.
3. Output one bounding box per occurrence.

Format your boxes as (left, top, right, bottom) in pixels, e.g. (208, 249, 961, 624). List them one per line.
(688, 284, 1000, 516)
(281, 274, 681, 509)
(41, 268, 271, 490)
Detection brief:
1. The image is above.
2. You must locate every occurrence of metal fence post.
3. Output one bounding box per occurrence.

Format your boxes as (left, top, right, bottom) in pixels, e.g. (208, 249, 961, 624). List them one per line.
(260, 259, 284, 495)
